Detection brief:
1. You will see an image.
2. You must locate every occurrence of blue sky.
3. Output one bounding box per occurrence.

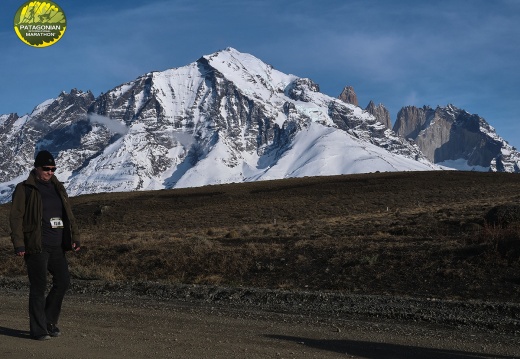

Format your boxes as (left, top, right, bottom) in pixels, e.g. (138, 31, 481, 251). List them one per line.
(1, 0, 519, 149)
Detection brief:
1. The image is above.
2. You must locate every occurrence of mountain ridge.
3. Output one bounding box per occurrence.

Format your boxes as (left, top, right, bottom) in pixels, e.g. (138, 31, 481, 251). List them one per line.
(0, 47, 518, 203)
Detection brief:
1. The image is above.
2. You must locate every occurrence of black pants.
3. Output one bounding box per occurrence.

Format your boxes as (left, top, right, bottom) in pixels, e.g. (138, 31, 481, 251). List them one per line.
(24, 245, 70, 337)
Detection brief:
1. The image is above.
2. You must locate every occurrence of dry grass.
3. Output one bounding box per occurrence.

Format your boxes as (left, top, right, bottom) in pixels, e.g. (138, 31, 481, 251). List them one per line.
(1, 171, 519, 302)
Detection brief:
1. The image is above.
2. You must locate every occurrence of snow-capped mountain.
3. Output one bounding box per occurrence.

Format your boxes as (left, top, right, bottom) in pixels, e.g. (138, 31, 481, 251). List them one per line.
(0, 47, 513, 203)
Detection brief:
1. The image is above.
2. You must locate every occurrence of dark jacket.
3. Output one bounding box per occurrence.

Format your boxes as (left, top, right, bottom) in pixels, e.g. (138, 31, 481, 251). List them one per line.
(10, 170, 80, 254)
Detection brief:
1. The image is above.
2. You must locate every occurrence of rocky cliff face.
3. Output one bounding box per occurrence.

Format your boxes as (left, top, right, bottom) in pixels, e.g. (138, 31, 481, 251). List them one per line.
(392, 105, 430, 140)
(393, 104, 520, 172)
(0, 89, 96, 184)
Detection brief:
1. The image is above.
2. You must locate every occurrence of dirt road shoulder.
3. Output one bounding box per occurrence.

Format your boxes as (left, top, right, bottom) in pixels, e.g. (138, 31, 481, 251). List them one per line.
(1, 288, 519, 359)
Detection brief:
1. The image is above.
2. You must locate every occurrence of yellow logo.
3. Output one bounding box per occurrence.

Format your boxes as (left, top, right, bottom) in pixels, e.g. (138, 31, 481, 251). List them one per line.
(14, 1, 67, 48)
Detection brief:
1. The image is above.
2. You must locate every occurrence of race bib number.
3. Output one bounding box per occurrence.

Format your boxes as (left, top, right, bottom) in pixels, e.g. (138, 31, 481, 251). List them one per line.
(50, 217, 64, 229)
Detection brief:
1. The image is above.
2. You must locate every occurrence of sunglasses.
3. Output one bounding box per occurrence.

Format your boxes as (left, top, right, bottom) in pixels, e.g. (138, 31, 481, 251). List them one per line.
(41, 166, 57, 172)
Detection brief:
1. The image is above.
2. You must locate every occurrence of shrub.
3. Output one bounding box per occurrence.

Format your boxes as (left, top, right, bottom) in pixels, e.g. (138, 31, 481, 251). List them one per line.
(484, 204, 520, 228)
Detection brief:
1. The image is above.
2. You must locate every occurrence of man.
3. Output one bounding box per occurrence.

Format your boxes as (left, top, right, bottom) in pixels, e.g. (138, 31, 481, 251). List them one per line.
(10, 150, 81, 341)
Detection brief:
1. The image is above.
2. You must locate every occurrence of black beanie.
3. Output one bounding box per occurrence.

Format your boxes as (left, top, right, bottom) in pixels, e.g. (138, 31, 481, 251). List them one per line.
(34, 150, 56, 167)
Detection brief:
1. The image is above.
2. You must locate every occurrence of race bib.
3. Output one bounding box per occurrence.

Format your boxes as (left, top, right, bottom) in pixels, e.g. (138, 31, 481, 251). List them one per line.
(50, 217, 64, 229)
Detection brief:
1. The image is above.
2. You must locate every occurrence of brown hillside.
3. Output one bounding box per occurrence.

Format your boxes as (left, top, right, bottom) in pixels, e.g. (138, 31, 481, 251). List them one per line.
(1, 171, 519, 302)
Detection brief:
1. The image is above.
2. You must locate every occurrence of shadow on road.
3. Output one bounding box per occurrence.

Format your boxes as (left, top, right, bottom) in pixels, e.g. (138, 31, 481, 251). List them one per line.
(265, 334, 517, 359)
(0, 326, 31, 340)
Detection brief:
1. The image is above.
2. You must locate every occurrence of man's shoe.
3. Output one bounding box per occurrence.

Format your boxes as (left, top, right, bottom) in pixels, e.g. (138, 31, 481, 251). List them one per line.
(33, 334, 51, 341)
(47, 323, 61, 337)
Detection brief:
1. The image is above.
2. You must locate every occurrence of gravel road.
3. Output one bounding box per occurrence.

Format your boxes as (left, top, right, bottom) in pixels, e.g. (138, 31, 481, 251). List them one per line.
(1, 279, 519, 358)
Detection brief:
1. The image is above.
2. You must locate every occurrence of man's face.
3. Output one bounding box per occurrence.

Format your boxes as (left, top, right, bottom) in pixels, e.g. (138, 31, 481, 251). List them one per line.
(35, 166, 56, 182)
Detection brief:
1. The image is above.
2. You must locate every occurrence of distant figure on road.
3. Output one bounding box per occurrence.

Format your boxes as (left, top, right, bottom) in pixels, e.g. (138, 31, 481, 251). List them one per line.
(9, 150, 81, 341)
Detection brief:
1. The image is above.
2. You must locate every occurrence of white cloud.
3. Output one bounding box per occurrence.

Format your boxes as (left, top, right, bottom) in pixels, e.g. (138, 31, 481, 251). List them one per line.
(88, 114, 128, 135)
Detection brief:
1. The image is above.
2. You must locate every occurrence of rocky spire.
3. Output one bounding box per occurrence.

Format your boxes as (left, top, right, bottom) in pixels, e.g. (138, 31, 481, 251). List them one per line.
(338, 86, 358, 106)
(365, 100, 391, 129)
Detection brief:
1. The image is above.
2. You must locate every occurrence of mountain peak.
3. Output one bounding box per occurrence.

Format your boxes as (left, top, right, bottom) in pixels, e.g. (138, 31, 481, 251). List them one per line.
(338, 85, 358, 106)
(0, 48, 518, 203)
